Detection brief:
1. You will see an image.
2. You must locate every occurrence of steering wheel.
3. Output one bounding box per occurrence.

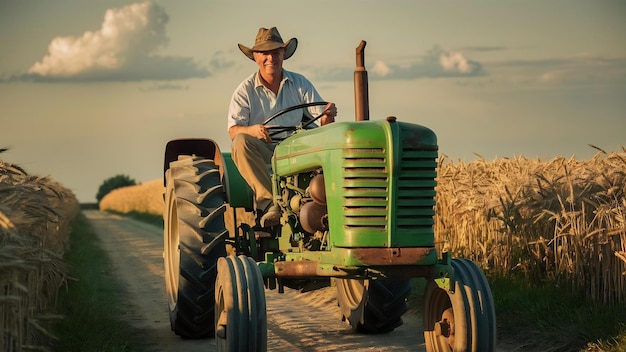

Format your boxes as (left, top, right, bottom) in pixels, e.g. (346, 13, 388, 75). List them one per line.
(262, 102, 328, 141)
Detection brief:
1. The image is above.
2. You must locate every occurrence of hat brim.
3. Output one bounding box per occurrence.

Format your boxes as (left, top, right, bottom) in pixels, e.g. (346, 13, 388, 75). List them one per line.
(238, 38, 298, 61)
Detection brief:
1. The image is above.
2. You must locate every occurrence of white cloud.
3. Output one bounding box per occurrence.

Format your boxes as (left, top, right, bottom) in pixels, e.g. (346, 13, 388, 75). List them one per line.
(25, 1, 207, 81)
(439, 50, 475, 74)
(371, 60, 392, 77)
(304, 45, 484, 82)
(540, 70, 563, 83)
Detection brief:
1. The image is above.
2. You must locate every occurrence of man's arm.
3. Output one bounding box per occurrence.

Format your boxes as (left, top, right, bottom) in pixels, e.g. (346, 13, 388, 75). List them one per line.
(229, 124, 272, 143)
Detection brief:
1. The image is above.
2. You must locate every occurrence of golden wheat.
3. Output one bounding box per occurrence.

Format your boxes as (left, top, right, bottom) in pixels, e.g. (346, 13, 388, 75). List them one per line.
(435, 149, 626, 304)
(99, 179, 165, 215)
(1, 157, 79, 352)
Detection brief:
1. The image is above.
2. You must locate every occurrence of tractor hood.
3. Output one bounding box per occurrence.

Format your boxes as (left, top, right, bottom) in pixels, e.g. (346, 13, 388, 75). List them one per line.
(272, 118, 438, 249)
(273, 118, 438, 176)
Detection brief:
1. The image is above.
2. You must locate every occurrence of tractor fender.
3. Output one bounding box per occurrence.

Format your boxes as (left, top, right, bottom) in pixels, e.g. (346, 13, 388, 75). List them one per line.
(164, 138, 254, 210)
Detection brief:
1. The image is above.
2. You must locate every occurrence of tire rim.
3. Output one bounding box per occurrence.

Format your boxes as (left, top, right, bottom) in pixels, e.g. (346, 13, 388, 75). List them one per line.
(165, 189, 180, 308)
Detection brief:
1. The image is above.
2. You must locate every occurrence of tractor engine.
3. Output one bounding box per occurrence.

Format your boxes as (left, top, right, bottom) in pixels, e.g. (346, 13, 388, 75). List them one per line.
(280, 171, 329, 251)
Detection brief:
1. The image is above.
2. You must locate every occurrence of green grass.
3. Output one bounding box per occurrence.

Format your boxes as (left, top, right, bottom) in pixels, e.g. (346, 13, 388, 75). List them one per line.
(489, 275, 626, 352)
(52, 213, 149, 352)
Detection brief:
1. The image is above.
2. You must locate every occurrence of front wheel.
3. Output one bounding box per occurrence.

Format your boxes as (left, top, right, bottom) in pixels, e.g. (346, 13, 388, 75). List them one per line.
(423, 258, 496, 351)
(215, 255, 267, 351)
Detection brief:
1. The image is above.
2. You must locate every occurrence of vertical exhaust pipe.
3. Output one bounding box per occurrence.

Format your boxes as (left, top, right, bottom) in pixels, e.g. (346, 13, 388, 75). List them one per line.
(354, 40, 369, 121)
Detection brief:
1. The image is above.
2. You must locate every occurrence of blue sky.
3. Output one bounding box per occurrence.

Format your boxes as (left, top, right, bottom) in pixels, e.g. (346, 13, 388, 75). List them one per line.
(1, 0, 625, 202)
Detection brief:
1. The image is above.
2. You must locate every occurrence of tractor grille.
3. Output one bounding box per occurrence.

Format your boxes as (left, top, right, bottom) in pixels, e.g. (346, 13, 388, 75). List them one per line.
(343, 148, 388, 230)
(342, 147, 437, 232)
(396, 148, 437, 231)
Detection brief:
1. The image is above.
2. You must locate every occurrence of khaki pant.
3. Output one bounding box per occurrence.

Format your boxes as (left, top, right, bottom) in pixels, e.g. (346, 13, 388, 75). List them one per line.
(231, 134, 275, 211)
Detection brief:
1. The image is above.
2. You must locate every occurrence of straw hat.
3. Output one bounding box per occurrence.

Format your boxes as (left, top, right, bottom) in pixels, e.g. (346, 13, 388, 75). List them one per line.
(238, 27, 298, 60)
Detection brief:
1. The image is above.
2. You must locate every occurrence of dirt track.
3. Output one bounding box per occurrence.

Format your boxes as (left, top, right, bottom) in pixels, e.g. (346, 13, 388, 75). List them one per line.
(84, 210, 438, 351)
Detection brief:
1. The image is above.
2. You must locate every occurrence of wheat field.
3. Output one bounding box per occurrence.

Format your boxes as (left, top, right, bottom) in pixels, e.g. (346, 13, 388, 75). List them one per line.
(1, 157, 80, 352)
(99, 178, 165, 215)
(105, 149, 626, 305)
(435, 149, 626, 304)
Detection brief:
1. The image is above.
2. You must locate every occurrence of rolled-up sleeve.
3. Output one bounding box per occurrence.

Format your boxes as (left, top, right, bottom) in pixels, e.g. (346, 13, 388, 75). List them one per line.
(228, 89, 250, 130)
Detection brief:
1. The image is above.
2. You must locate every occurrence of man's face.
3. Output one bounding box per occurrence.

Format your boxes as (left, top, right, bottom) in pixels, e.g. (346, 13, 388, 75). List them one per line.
(253, 48, 285, 76)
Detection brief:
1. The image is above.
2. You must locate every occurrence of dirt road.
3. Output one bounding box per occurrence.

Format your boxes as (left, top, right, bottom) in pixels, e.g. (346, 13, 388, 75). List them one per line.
(84, 210, 428, 351)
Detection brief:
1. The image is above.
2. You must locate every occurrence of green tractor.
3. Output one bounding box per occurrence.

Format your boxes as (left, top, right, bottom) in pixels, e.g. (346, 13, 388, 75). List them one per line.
(163, 41, 496, 351)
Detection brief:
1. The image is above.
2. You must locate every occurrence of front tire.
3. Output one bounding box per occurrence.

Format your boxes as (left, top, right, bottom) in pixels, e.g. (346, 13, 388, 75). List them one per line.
(164, 156, 228, 338)
(215, 255, 267, 351)
(423, 258, 496, 351)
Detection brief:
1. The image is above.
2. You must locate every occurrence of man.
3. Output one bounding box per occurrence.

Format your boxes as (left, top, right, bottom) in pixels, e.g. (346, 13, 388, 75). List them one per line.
(227, 27, 337, 227)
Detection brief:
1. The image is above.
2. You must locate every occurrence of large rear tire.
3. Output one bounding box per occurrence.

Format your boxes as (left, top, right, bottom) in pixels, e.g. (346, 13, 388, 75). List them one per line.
(164, 156, 228, 338)
(215, 255, 267, 351)
(423, 258, 496, 351)
(336, 278, 411, 333)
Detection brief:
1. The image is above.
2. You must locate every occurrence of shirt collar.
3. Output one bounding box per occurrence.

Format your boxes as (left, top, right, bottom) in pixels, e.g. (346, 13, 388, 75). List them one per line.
(254, 69, 289, 89)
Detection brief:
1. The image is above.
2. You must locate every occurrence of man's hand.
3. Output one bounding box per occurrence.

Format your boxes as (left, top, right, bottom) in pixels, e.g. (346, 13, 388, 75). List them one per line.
(320, 102, 337, 126)
(250, 124, 272, 143)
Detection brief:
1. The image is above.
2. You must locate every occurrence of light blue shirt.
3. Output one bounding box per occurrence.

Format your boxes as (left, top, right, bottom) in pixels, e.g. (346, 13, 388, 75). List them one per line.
(227, 69, 325, 131)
